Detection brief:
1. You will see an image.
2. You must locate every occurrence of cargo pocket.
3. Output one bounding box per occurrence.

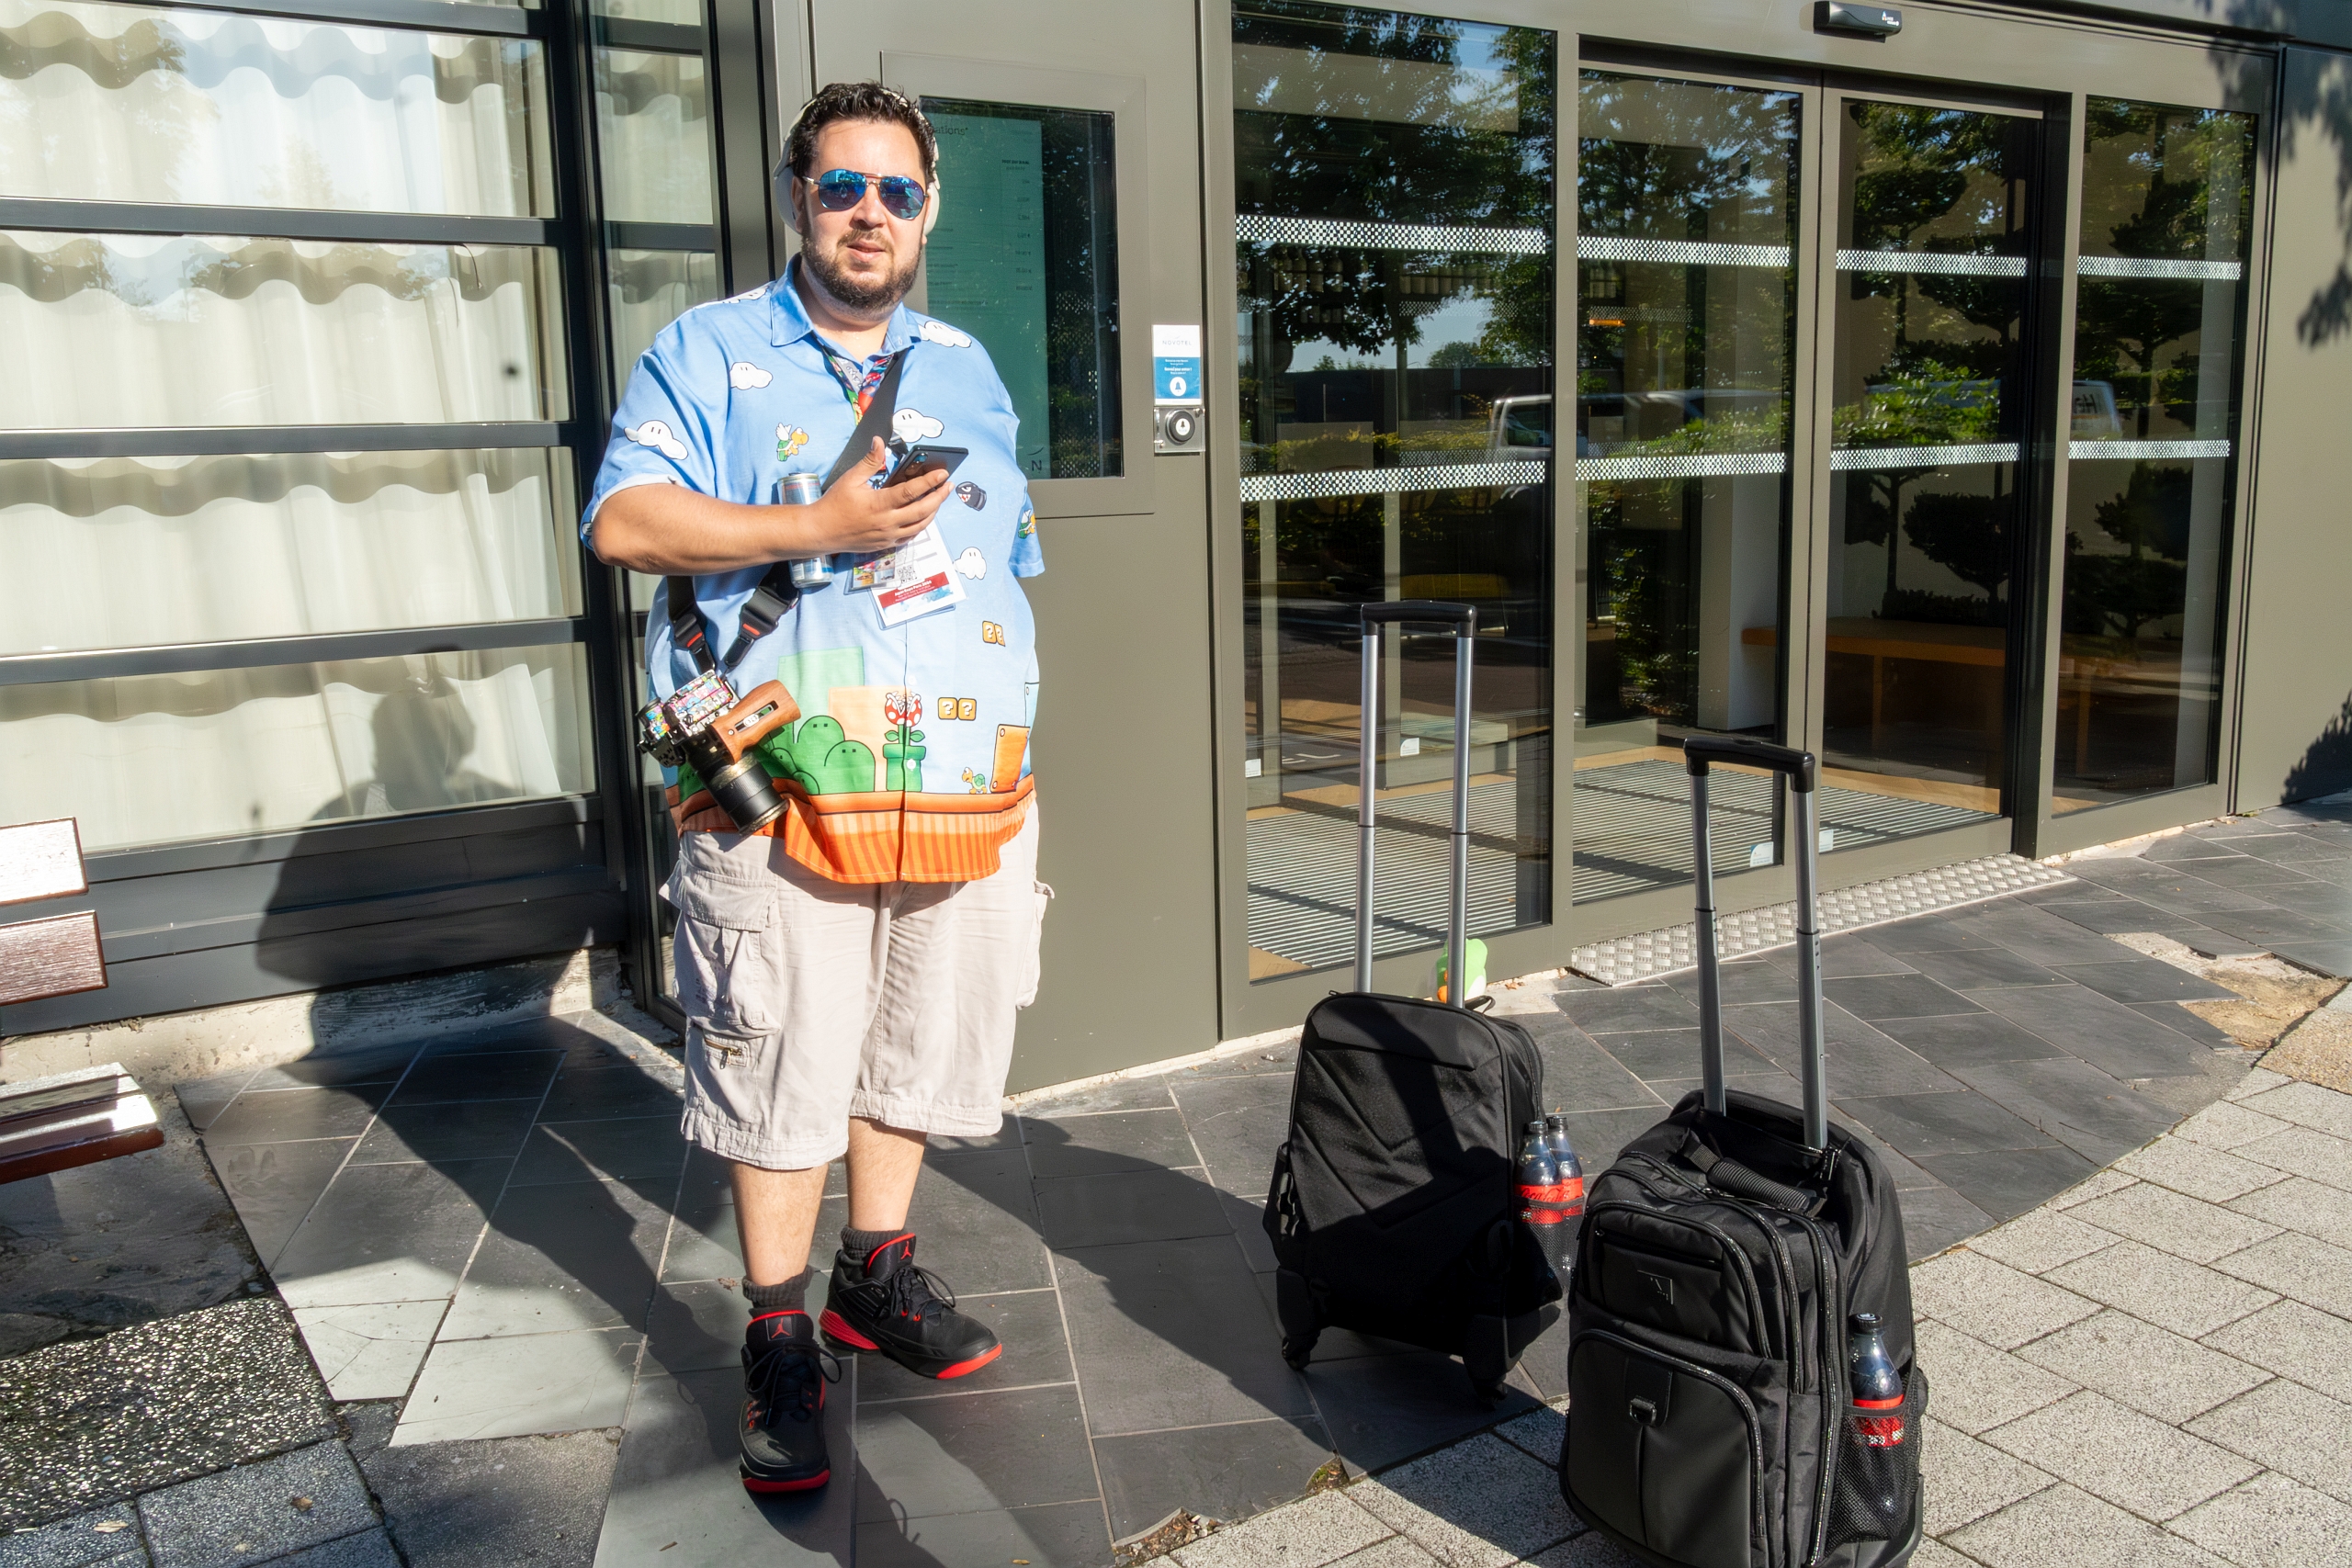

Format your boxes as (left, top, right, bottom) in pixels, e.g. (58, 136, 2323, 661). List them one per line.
(671, 863, 784, 1042)
(1826, 1368, 1927, 1550)
(1015, 881, 1054, 1010)
(1566, 1328, 1770, 1568)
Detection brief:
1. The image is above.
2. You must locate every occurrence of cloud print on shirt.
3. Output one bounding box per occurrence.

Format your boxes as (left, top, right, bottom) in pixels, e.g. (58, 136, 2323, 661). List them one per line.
(729, 361, 773, 389)
(624, 420, 689, 461)
(893, 408, 946, 444)
(954, 547, 987, 580)
(919, 320, 973, 347)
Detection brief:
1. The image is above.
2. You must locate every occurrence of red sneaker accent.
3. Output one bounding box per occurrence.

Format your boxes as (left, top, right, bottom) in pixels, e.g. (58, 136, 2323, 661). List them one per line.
(749, 1308, 808, 1328)
(864, 1233, 918, 1269)
(742, 1469, 830, 1494)
(819, 1309, 878, 1350)
(933, 1342, 1004, 1380)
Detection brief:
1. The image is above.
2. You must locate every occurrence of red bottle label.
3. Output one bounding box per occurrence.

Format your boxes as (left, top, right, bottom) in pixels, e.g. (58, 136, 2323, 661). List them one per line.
(1853, 1393, 1905, 1447)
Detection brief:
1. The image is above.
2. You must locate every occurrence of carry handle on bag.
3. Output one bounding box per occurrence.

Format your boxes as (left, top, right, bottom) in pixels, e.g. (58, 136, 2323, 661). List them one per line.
(1356, 601, 1478, 1003)
(1683, 735, 1829, 1152)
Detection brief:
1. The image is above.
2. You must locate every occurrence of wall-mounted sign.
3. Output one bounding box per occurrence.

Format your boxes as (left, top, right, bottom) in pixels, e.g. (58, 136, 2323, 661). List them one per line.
(1153, 324, 1203, 404)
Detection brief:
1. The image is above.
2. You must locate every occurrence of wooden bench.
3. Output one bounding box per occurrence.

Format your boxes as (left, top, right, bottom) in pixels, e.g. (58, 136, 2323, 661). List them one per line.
(0, 819, 159, 1184)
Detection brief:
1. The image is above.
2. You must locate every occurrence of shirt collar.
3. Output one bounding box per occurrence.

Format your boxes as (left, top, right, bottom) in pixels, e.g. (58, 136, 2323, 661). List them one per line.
(769, 256, 920, 358)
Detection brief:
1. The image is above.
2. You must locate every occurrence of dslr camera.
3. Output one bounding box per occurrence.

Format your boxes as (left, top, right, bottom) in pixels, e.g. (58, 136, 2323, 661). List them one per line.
(636, 670, 799, 832)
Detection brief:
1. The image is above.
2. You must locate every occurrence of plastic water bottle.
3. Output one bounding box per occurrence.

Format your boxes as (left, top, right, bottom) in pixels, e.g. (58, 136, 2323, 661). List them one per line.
(777, 473, 832, 587)
(1849, 1312, 1906, 1444)
(1544, 1113, 1584, 1288)
(1517, 1120, 1570, 1277)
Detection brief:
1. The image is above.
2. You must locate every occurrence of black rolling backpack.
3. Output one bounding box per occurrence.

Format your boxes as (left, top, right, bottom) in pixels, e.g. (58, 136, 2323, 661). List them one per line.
(1559, 738, 1926, 1568)
(1262, 603, 1562, 1404)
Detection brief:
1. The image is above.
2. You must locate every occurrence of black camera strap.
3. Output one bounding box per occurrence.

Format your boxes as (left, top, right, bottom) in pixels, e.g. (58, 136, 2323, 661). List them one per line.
(666, 349, 910, 675)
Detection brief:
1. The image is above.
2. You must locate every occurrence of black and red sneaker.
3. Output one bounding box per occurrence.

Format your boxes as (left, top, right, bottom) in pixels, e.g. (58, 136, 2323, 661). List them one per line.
(819, 1234, 1002, 1379)
(739, 1309, 839, 1494)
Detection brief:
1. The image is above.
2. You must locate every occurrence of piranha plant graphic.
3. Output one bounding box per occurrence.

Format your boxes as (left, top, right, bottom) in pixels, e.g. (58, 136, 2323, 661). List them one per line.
(882, 690, 926, 792)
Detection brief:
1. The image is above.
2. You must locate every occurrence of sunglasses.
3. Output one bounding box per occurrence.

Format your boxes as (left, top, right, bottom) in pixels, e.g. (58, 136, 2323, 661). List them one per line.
(803, 168, 929, 221)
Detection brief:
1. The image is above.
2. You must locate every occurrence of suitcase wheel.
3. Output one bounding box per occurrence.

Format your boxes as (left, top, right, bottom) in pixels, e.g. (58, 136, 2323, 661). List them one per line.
(1281, 1332, 1318, 1371)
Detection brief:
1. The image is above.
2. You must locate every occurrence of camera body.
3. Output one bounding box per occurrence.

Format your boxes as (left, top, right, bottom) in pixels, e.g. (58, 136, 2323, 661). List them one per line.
(637, 671, 800, 831)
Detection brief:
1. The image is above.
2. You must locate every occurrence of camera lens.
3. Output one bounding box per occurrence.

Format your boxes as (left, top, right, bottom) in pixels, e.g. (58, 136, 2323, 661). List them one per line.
(704, 754, 788, 833)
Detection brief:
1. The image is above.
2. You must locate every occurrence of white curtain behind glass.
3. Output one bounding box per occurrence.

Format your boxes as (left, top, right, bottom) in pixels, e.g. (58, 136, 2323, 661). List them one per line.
(607, 248, 718, 378)
(594, 49, 712, 224)
(0, 648, 593, 851)
(0, 231, 565, 427)
(0, 451, 580, 653)
(0, 1, 552, 214)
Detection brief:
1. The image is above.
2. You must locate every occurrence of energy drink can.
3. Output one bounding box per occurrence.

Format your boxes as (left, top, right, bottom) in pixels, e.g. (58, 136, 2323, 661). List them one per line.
(777, 472, 831, 587)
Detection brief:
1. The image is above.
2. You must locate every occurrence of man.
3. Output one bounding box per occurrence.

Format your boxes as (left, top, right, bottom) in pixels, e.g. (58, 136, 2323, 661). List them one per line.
(585, 81, 1047, 1495)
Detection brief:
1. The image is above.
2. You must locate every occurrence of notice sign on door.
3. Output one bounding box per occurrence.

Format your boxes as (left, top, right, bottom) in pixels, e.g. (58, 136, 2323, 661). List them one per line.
(1153, 324, 1202, 403)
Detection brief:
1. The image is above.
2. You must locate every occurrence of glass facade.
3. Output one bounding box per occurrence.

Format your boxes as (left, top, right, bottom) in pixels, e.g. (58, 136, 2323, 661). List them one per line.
(1234, 2, 1555, 977)
(1823, 101, 2039, 840)
(2057, 101, 2256, 808)
(1573, 72, 1798, 900)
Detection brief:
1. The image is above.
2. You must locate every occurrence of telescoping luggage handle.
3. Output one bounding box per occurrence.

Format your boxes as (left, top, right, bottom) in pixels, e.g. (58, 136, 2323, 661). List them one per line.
(1683, 736, 1829, 1153)
(1357, 601, 1477, 1006)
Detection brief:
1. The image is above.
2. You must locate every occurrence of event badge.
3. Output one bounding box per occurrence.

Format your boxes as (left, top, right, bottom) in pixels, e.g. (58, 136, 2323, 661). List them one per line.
(854, 524, 965, 627)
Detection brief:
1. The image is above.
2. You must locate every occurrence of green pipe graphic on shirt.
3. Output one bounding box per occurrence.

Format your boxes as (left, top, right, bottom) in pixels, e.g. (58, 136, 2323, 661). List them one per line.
(883, 726, 926, 793)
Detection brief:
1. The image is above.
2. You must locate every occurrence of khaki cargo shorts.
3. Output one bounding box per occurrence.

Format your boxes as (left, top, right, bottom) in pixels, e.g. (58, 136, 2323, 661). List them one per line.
(663, 808, 1048, 1169)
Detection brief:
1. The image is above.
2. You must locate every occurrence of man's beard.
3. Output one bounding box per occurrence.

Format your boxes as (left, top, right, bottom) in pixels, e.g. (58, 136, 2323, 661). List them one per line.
(801, 231, 920, 315)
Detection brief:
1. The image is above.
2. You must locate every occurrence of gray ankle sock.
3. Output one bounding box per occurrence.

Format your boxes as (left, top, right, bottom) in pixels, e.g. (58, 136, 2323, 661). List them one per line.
(744, 1269, 812, 1315)
(842, 1226, 905, 1268)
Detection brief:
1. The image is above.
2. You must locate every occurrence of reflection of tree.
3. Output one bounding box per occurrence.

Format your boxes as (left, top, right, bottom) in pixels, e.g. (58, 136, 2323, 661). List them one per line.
(1835, 359, 1999, 608)
(1901, 492, 2012, 622)
(2065, 465, 2192, 642)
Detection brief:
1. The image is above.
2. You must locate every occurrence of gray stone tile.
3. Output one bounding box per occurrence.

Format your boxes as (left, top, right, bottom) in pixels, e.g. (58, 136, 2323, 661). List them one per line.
(1824, 973, 1985, 1021)
(1912, 1251, 2101, 1349)
(244, 1047, 417, 1092)
(1094, 1416, 1335, 1540)
(1170, 1072, 1305, 1193)
(1982, 1390, 2257, 1520)
(2226, 1067, 2294, 1100)
(2233, 1125, 2352, 1192)
(1022, 1108, 1200, 1179)
(2049, 1168, 2137, 1210)
(1913, 1319, 2081, 1436)
(2211, 1231, 2352, 1318)
(1032, 1167, 1228, 1250)
(1352, 1433, 1583, 1566)
(1523, 1017, 1667, 1114)
(1555, 986, 1701, 1034)
(390, 1328, 639, 1446)
(2237, 1080, 2352, 1139)
(1725, 1003, 1962, 1098)
(0, 1506, 148, 1568)
(1953, 905, 2150, 964)
(1052, 1235, 1310, 1435)
(2046, 1240, 2279, 1339)
(1012, 1072, 1179, 1118)
(1904, 945, 2069, 991)
(1875, 1011, 2067, 1068)
(1588, 1028, 1774, 1085)
(2167, 1472, 2352, 1568)
(2175, 1100, 2297, 1150)
(854, 1384, 1098, 1522)
(1329, 1538, 1443, 1567)
(384, 1049, 564, 1107)
(209, 1140, 360, 1270)
(200, 1087, 389, 1148)
(639, 1279, 752, 1378)
(1965, 1210, 2120, 1275)
(2188, 1377, 2352, 1504)
(288, 1302, 447, 1403)
(350, 1100, 538, 1166)
(852, 1289, 1070, 1406)
(136, 1441, 375, 1568)
(909, 1148, 1054, 1295)
(265, 1527, 401, 1566)
(2200, 1298, 2352, 1402)
(1919, 1146, 2103, 1224)
(1866, 912, 2009, 953)
(1492, 1402, 1566, 1465)
(1657, 958, 1804, 1008)
(2111, 1137, 2290, 1204)
(1544, 1108, 1685, 1179)
(2227, 1176, 2352, 1251)
(1304, 1351, 1540, 1475)
(2068, 1182, 2283, 1265)
(363, 1427, 617, 1568)
(2014, 1309, 2271, 1423)
(1972, 985, 2216, 1080)
(2051, 962, 2238, 1004)
(1920, 1416, 2054, 1535)
(1945, 1058, 2184, 1164)
(504, 1116, 687, 1187)
(857, 1502, 1110, 1567)
(531, 1064, 685, 1124)
(1948, 1482, 2233, 1568)
(1838, 1091, 2056, 1160)
(438, 1179, 672, 1338)
(1168, 1490, 1389, 1568)
(1900, 1183, 2000, 1261)
(597, 1366, 854, 1562)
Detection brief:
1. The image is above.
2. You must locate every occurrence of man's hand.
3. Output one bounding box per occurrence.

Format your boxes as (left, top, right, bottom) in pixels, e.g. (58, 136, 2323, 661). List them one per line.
(815, 437, 951, 553)
(590, 437, 952, 575)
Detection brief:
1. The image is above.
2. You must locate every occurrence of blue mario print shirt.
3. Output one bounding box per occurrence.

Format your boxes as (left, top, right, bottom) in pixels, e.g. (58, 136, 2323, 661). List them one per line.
(584, 259, 1043, 885)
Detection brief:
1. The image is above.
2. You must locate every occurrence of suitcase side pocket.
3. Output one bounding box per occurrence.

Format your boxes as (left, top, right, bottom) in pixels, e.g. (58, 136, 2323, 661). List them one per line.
(1566, 1326, 1775, 1568)
(1825, 1367, 1927, 1551)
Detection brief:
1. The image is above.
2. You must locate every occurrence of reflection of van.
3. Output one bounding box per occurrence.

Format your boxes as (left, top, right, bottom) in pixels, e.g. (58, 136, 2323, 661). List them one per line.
(2072, 380, 2120, 437)
(1487, 395, 1554, 461)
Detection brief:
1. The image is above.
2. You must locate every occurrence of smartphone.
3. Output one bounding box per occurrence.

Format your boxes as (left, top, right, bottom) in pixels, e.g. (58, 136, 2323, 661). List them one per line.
(884, 445, 969, 488)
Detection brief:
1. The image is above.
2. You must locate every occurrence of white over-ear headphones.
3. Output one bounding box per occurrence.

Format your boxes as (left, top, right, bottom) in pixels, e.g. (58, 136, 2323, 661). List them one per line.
(777, 85, 944, 240)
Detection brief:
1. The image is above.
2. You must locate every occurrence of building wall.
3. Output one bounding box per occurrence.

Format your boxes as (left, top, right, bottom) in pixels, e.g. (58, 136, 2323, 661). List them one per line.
(2236, 42, 2352, 805)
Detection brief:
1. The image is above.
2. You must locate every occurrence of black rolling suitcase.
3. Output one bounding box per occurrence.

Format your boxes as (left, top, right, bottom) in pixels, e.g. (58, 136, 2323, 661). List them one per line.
(1262, 602, 1562, 1404)
(1559, 737, 1925, 1568)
